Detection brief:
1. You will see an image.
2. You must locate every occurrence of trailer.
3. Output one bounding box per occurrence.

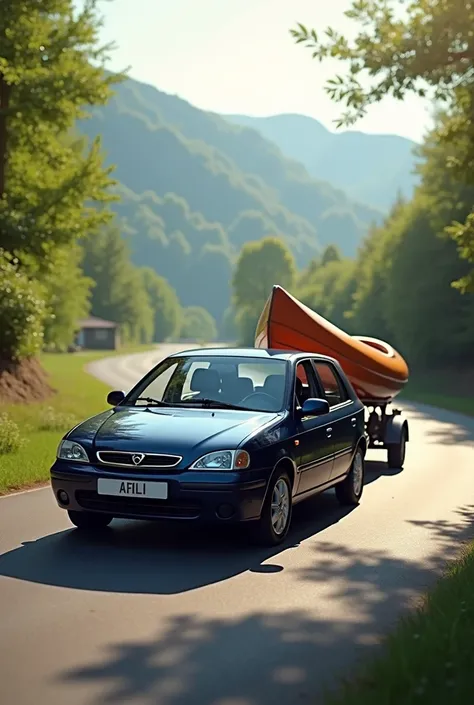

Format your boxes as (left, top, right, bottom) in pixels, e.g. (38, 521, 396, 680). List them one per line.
(364, 400, 409, 469)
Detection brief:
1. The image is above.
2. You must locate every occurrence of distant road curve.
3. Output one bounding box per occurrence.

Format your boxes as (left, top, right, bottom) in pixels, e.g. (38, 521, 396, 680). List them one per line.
(86, 342, 226, 392)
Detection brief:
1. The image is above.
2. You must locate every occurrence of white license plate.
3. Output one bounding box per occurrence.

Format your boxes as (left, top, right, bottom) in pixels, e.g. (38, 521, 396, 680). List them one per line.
(97, 478, 168, 500)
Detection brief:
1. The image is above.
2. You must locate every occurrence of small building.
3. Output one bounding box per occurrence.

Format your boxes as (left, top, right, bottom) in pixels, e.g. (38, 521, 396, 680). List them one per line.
(75, 316, 120, 351)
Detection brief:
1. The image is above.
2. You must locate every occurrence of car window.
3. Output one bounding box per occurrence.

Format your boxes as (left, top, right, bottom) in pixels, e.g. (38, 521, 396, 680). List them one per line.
(128, 355, 288, 412)
(295, 360, 322, 407)
(238, 362, 282, 390)
(181, 361, 210, 399)
(297, 364, 309, 385)
(135, 361, 179, 404)
(313, 362, 348, 408)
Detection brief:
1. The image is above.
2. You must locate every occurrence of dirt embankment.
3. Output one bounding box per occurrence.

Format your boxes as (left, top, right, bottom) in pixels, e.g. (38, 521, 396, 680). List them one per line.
(0, 357, 55, 404)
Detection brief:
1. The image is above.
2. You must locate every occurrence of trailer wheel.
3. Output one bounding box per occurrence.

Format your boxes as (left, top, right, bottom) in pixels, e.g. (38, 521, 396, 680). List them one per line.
(387, 426, 407, 469)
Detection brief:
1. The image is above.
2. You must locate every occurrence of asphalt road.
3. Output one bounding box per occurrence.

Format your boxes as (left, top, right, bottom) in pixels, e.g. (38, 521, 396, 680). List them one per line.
(1, 345, 474, 705)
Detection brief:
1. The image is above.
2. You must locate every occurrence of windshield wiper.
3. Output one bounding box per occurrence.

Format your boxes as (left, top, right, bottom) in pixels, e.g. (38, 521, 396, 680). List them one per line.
(177, 398, 249, 411)
(133, 397, 172, 407)
(132, 397, 268, 412)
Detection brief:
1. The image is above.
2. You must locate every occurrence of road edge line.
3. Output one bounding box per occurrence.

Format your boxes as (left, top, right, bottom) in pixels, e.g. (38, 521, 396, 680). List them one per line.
(0, 483, 49, 500)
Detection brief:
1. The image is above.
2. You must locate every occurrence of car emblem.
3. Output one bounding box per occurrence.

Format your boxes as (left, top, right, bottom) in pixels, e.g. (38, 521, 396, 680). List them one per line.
(131, 453, 145, 465)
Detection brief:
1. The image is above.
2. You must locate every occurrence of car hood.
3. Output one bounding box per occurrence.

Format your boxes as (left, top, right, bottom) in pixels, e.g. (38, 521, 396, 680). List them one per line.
(68, 405, 281, 459)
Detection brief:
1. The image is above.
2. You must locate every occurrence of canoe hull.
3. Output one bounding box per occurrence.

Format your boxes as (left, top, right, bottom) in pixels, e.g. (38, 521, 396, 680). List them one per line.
(255, 286, 409, 405)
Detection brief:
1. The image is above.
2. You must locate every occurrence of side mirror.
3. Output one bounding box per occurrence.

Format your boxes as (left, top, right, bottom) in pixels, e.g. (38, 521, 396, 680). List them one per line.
(107, 390, 125, 406)
(300, 398, 330, 418)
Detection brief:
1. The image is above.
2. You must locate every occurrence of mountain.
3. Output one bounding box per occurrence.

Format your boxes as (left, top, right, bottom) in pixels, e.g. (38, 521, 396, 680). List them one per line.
(78, 75, 383, 328)
(225, 113, 420, 212)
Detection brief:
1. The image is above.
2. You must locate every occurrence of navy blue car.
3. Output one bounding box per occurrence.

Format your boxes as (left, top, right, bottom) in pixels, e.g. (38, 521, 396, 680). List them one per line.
(50, 348, 367, 545)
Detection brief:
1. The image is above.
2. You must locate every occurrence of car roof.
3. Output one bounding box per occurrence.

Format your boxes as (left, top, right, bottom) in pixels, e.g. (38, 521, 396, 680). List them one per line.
(167, 347, 339, 365)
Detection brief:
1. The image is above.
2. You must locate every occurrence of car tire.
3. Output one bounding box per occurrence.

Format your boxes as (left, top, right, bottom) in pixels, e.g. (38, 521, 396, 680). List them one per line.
(387, 427, 407, 469)
(335, 447, 365, 506)
(253, 470, 293, 546)
(67, 510, 113, 530)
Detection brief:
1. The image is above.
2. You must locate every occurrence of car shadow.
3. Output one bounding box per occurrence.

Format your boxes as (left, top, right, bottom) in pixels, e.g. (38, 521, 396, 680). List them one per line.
(0, 460, 391, 596)
(51, 503, 474, 705)
(363, 458, 404, 483)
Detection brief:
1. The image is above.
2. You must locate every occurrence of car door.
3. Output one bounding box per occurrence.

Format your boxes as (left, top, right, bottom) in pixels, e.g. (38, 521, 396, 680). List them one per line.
(294, 359, 335, 496)
(311, 360, 358, 481)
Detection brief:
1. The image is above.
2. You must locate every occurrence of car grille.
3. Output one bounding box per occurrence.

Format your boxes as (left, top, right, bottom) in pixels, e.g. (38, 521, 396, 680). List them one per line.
(96, 451, 182, 473)
(75, 490, 200, 519)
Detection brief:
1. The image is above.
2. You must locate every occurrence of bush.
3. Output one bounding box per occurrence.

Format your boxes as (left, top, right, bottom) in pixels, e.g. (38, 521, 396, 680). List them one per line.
(221, 306, 238, 342)
(0, 413, 25, 454)
(38, 407, 78, 432)
(142, 268, 182, 342)
(235, 305, 261, 346)
(180, 306, 217, 342)
(0, 252, 47, 362)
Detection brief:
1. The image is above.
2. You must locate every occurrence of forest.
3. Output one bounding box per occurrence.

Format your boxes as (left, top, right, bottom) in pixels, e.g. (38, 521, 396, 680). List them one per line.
(284, 0, 474, 382)
(1, 0, 473, 403)
(76, 73, 387, 329)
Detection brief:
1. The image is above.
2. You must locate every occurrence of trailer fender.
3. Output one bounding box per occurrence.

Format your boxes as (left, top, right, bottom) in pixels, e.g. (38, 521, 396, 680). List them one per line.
(384, 414, 409, 445)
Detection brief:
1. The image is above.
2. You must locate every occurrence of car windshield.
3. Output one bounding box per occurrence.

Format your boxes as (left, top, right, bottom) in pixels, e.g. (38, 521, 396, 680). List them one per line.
(126, 355, 288, 412)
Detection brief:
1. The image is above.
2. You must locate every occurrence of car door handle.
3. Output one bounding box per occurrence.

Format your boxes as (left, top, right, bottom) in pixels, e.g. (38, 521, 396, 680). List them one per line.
(351, 417, 357, 427)
(326, 427, 333, 438)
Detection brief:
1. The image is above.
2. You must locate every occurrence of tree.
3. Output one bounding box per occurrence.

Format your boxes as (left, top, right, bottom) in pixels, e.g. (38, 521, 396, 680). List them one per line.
(42, 243, 93, 351)
(320, 244, 342, 266)
(291, 1, 474, 289)
(81, 225, 153, 344)
(291, 4, 474, 131)
(0, 1, 126, 263)
(180, 307, 217, 343)
(297, 258, 357, 332)
(382, 195, 473, 366)
(447, 214, 474, 292)
(0, 251, 46, 361)
(187, 245, 233, 327)
(347, 225, 394, 341)
(234, 305, 262, 347)
(0, 1, 126, 366)
(297, 255, 322, 290)
(221, 306, 238, 342)
(142, 268, 182, 342)
(232, 237, 296, 311)
(125, 268, 155, 344)
(323, 136, 474, 369)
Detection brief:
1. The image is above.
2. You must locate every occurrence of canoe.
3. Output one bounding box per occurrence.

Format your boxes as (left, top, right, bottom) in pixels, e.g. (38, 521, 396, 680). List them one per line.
(254, 285, 409, 405)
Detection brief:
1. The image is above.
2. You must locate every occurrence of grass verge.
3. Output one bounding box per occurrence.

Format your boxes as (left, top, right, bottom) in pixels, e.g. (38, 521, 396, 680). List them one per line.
(401, 369, 474, 417)
(326, 540, 474, 705)
(0, 346, 156, 495)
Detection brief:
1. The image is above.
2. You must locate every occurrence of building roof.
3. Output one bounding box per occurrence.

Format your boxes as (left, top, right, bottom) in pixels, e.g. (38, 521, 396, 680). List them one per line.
(77, 316, 118, 329)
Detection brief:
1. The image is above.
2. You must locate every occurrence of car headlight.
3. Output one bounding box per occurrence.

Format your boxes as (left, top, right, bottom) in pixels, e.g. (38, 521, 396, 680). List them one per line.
(190, 450, 250, 470)
(57, 439, 89, 463)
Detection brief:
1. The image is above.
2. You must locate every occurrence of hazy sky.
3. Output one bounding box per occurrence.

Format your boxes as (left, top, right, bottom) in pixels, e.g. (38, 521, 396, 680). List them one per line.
(99, 0, 433, 143)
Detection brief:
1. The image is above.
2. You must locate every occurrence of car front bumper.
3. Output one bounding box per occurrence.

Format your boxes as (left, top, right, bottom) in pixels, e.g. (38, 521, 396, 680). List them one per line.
(50, 461, 270, 524)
